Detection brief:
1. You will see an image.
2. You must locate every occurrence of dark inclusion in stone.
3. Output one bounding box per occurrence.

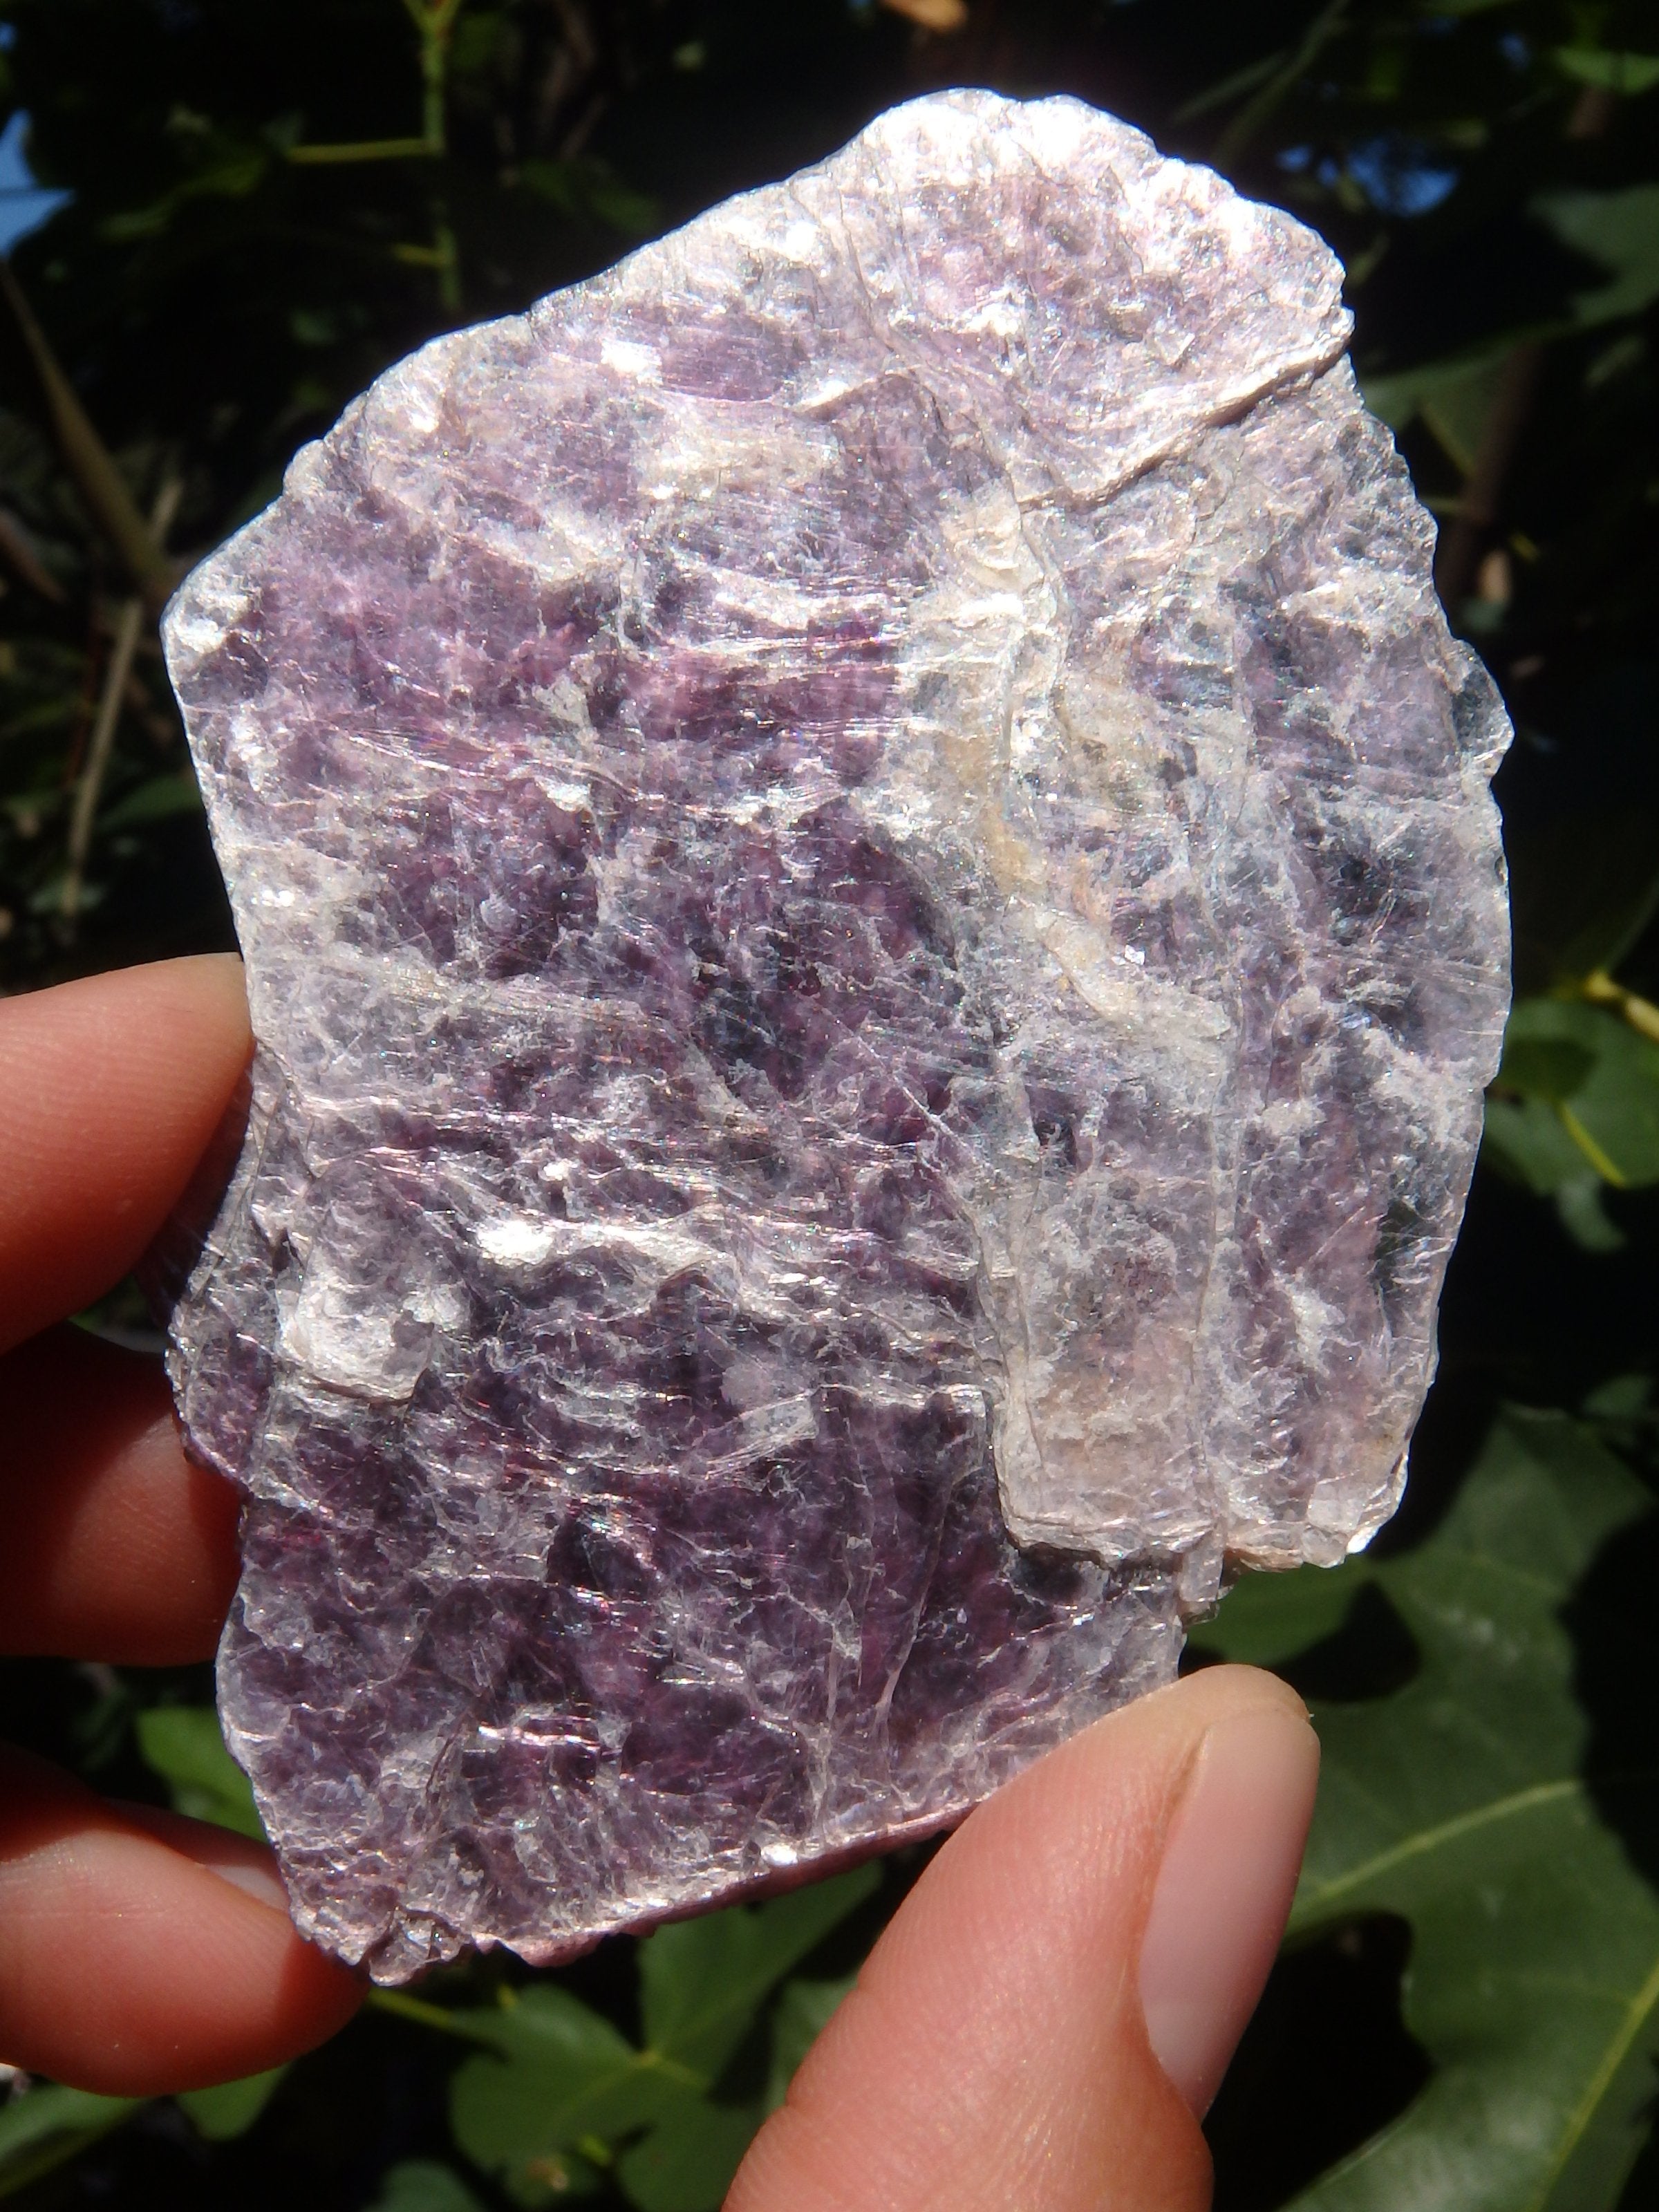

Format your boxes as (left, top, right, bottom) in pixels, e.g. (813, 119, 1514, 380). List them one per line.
(159, 92, 1511, 1980)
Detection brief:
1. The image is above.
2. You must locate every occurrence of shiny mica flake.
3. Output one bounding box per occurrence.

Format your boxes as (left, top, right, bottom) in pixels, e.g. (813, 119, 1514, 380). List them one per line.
(160, 90, 1511, 1980)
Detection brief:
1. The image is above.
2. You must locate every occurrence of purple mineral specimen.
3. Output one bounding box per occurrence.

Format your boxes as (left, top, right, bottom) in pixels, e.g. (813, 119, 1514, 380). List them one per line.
(160, 91, 1510, 1980)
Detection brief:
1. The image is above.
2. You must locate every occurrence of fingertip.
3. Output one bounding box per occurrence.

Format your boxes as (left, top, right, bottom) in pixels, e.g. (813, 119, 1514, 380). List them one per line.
(0, 955, 252, 1350)
(1147, 1658, 1312, 1728)
(0, 1750, 362, 2096)
(0, 1327, 241, 1663)
(182, 950, 255, 1023)
(729, 1676, 1242, 2212)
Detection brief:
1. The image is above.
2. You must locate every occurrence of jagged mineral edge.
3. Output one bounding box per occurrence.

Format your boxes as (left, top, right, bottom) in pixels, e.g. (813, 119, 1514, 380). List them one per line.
(156, 90, 1512, 1980)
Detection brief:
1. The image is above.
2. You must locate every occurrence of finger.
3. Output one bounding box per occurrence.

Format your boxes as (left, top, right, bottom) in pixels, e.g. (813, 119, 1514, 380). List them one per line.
(728, 1665, 1318, 2212)
(0, 1745, 362, 2095)
(0, 1326, 239, 1664)
(0, 955, 252, 1354)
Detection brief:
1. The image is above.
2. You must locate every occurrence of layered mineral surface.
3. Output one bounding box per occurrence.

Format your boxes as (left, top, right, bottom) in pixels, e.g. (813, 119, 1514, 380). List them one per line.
(162, 90, 1512, 1980)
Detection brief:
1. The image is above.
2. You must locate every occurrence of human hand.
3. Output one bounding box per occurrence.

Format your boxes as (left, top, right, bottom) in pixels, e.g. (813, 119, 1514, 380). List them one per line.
(728, 1663, 1316, 2211)
(0, 957, 1319, 2212)
(0, 955, 362, 2094)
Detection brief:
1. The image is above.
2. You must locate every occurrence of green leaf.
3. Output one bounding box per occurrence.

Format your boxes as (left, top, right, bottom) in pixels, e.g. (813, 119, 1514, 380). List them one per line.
(1201, 1562, 1356, 1667)
(99, 771, 200, 829)
(1499, 1035, 1596, 1103)
(765, 1974, 856, 2111)
(1201, 1408, 1659, 2209)
(176, 2065, 288, 2141)
(1535, 186, 1659, 326)
(449, 11, 506, 79)
(517, 158, 657, 236)
(1485, 998, 1659, 1192)
(451, 1986, 661, 2175)
(100, 148, 268, 240)
(1555, 48, 1659, 96)
(1481, 1092, 1589, 1192)
(135, 1706, 265, 1839)
(1553, 1174, 1627, 1254)
(0, 2085, 142, 2200)
(639, 1863, 879, 2077)
(451, 1866, 878, 2207)
(613, 2094, 762, 2212)
(366, 2159, 489, 2212)
(1360, 336, 1529, 457)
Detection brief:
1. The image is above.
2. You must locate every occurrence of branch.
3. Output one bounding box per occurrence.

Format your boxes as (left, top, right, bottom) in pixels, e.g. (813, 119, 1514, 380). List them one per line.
(60, 476, 182, 928)
(1432, 342, 1544, 610)
(1215, 0, 1349, 168)
(286, 136, 438, 165)
(0, 261, 174, 618)
(0, 505, 66, 602)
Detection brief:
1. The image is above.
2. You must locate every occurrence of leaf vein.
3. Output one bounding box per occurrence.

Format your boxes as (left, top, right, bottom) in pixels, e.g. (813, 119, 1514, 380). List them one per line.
(1295, 1779, 1582, 1918)
(1521, 1945, 1659, 2212)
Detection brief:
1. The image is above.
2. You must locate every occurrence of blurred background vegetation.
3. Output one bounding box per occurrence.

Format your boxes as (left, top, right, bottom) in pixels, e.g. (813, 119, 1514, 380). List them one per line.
(3, 1, 1659, 2207)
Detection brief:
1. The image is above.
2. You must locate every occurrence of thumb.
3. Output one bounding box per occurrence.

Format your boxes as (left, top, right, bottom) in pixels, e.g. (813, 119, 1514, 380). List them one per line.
(726, 1665, 1318, 2212)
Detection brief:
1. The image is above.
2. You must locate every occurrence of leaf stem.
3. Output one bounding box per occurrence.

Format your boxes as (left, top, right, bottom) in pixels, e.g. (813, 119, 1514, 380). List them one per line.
(1556, 1101, 1629, 1186)
(365, 1989, 496, 2041)
(1580, 969, 1659, 1046)
(287, 138, 439, 165)
(288, 1, 461, 165)
(402, 0, 465, 157)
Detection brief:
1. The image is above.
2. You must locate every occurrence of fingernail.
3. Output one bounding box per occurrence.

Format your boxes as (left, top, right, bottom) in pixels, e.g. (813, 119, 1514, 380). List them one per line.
(112, 1799, 292, 1916)
(1138, 1700, 1320, 2115)
(209, 1856, 291, 1915)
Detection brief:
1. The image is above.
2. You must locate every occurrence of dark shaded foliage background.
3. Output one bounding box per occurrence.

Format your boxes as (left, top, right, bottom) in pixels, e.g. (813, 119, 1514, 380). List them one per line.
(2, 3, 1658, 2207)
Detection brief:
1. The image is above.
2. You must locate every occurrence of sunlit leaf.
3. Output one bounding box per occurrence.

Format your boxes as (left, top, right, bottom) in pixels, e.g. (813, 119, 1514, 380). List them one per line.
(450, 1866, 877, 2209)
(639, 1864, 879, 2077)
(1482, 1089, 1594, 1193)
(1199, 1408, 1659, 2210)
(1418, 355, 1509, 473)
(450, 1986, 655, 2175)
(1496, 1033, 1595, 1103)
(135, 1706, 265, 1840)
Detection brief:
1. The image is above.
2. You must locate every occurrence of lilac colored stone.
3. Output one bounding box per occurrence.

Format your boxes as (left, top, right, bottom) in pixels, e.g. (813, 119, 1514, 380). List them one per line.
(160, 91, 1511, 1980)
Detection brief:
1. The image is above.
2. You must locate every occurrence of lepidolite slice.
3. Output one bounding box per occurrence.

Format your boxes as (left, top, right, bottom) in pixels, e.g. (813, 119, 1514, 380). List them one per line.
(161, 90, 1510, 1980)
